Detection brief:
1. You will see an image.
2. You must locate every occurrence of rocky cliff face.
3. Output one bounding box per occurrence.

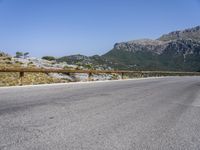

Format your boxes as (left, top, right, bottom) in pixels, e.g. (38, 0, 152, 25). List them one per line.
(114, 39, 168, 54)
(158, 26, 200, 41)
(113, 26, 200, 56)
(165, 39, 200, 55)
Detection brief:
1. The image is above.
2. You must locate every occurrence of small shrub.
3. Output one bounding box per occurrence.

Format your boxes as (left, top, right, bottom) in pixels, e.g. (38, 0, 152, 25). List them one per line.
(42, 56, 56, 61)
(15, 61, 23, 65)
(5, 61, 12, 64)
(15, 52, 23, 58)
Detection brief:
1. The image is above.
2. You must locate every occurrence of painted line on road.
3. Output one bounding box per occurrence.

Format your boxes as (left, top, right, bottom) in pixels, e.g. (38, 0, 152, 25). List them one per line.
(0, 77, 164, 89)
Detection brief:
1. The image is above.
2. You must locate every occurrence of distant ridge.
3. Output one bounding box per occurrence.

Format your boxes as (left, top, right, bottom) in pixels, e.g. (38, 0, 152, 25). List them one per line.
(158, 26, 200, 41)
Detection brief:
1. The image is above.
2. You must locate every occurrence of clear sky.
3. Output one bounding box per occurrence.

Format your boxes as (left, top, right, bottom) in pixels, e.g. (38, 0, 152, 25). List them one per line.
(0, 0, 200, 57)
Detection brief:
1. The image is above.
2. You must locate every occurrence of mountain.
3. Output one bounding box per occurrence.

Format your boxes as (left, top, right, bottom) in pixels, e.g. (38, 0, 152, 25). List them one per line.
(56, 26, 200, 71)
(158, 26, 200, 41)
(102, 26, 200, 71)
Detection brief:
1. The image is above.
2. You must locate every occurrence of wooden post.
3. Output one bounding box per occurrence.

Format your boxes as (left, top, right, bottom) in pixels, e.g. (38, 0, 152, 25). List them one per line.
(121, 72, 124, 79)
(88, 72, 92, 81)
(141, 72, 143, 78)
(65, 72, 70, 76)
(19, 72, 24, 86)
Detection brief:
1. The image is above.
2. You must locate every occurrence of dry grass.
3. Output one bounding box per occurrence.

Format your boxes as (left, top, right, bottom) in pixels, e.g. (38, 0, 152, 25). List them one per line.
(0, 56, 66, 86)
(0, 72, 65, 86)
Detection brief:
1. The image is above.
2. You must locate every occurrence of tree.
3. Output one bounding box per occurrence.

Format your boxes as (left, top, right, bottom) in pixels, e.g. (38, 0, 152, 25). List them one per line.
(15, 52, 23, 58)
(42, 56, 56, 61)
(24, 52, 29, 58)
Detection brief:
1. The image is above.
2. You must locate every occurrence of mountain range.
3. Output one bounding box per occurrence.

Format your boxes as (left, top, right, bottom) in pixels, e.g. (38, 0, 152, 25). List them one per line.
(57, 26, 200, 72)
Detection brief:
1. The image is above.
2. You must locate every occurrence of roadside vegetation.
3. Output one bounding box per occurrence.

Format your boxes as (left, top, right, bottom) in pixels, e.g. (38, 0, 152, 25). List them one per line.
(0, 52, 120, 86)
(0, 52, 64, 86)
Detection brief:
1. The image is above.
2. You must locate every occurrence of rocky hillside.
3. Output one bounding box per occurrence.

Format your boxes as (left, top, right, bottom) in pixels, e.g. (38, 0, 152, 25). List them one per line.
(102, 26, 200, 71)
(158, 26, 200, 41)
(57, 54, 112, 70)
(113, 39, 168, 54)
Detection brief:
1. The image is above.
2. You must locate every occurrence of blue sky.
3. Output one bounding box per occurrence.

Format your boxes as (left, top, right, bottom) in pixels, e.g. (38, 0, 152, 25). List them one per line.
(0, 0, 200, 57)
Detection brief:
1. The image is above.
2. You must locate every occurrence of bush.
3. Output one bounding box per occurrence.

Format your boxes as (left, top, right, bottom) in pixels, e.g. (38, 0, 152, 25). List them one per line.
(0, 52, 9, 57)
(15, 61, 23, 65)
(42, 56, 56, 61)
(15, 52, 23, 58)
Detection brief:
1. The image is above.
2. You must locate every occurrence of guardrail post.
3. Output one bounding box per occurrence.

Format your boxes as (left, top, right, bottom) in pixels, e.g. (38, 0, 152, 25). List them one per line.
(88, 72, 92, 81)
(19, 72, 24, 86)
(140, 72, 143, 78)
(65, 72, 70, 76)
(121, 72, 124, 79)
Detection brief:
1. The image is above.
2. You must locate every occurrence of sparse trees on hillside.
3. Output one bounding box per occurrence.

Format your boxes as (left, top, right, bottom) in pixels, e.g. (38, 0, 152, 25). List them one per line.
(42, 56, 56, 61)
(15, 52, 30, 58)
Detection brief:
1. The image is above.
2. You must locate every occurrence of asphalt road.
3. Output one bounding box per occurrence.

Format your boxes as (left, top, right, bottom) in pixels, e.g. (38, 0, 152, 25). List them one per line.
(0, 77, 200, 150)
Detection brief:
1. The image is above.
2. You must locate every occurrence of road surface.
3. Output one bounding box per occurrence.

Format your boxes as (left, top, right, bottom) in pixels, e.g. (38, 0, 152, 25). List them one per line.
(0, 77, 200, 150)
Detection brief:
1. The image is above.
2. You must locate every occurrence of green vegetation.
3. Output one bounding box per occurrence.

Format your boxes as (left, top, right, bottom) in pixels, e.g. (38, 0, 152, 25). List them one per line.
(15, 52, 23, 58)
(42, 56, 56, 61)
(24, 52, 29, 58)
(15, 51, 30, 58)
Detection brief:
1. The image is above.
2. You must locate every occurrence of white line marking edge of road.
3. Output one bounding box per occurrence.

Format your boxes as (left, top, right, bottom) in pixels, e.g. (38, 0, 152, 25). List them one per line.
(0, 77, 165, 89)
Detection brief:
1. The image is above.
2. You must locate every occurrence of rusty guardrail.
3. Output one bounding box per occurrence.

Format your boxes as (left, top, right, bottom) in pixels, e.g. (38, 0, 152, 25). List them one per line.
(0, 67, 200, 85)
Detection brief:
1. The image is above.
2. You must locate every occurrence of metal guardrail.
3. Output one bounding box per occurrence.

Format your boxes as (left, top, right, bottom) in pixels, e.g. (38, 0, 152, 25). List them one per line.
(0, 67, 200, 85)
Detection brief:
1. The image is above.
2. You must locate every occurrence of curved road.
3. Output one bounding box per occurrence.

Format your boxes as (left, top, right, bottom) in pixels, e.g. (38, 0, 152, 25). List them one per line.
(0, 77, 200, 150)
